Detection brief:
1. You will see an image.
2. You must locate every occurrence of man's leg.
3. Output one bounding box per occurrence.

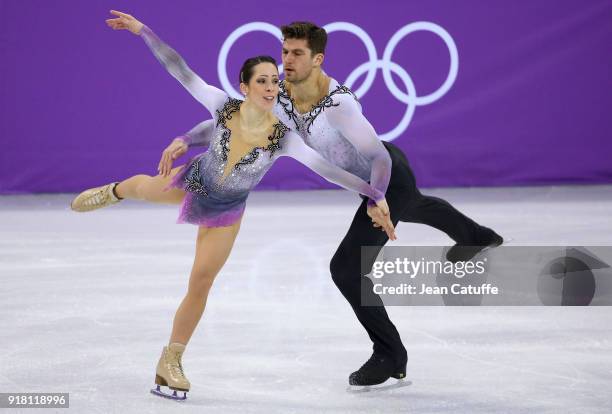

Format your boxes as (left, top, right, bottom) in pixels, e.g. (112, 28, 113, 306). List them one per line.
(383, 142, 500, 249)
(400, 194, 482, 244)
(330, 185, 411, 384)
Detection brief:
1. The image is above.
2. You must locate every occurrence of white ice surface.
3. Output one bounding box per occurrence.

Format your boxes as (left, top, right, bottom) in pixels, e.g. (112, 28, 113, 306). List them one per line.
(1, 186, 612, 413)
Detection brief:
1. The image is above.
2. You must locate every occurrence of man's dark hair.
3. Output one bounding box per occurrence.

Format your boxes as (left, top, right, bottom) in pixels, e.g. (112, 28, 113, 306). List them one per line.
(280, 21, 327, 55)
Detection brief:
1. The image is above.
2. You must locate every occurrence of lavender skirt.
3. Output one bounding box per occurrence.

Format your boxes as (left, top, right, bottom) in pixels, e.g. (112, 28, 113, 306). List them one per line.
(166, 157, 247, 228)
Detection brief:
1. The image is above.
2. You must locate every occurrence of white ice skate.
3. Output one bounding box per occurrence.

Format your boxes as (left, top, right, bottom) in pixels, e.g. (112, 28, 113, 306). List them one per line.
(70, 182, 121, 212)
(150, 342, 190, 401)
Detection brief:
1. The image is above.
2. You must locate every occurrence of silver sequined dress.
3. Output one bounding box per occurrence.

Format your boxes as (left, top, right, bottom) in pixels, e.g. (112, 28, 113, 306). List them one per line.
(140, 26, 383, 227)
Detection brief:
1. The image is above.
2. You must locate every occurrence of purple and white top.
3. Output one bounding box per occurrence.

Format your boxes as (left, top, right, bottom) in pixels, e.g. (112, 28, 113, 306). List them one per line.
(180, 82, 393, 205)
(139, 26, 383, 227)
(275, 79, 392, 199)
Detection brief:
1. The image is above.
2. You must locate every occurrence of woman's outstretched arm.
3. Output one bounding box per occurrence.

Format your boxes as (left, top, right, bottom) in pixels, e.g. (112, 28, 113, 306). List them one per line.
(106, 10, 227, 117)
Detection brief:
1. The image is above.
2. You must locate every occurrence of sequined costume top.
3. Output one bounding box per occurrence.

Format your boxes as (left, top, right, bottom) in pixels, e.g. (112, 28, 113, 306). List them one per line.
(180, 79, 393, 205)
(139, 26, 383, 227)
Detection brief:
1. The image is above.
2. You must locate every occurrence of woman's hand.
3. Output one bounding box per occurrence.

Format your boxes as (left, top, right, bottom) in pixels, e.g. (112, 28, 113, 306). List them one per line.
(367, 199, 397, 241)
(105, 10, 144, 35)
(158, 138, 188, 177)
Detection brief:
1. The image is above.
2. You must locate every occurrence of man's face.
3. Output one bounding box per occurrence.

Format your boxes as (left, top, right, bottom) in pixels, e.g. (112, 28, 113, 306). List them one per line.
(281, 38, 321, 83)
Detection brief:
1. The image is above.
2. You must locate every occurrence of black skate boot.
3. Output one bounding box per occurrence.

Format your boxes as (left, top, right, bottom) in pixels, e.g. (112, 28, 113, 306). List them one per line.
(348, 352, 408, 391)
(446, 226, 503, 263)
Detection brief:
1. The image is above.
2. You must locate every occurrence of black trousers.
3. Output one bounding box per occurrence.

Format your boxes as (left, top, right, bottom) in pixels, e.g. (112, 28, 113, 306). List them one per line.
(329, 142, 481, 358)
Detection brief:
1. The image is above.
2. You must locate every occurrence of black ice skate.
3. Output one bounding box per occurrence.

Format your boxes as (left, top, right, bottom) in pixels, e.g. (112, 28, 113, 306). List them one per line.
(446, 226, 504, 263)
(347, 353, 410, 392)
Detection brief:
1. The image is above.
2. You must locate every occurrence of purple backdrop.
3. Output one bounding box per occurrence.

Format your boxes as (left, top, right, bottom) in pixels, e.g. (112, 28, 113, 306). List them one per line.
(1, 0, 611, 194)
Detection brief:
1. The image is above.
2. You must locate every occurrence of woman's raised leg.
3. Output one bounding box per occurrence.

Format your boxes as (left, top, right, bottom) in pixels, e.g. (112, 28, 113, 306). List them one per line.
(71, 166, 186, 211)
(114, 165, 186, 204)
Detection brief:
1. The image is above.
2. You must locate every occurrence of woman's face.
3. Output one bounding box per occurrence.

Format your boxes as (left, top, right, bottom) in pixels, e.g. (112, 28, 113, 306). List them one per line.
(241, 62, 279, 110)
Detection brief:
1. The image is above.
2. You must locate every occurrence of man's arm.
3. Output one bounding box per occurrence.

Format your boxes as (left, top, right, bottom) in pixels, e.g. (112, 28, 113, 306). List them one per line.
(325, 94, 392, 200)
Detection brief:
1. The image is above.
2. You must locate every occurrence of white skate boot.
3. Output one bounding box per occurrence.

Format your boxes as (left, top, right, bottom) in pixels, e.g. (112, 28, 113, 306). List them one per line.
(70, 182, 121, 212)
(150, 342, 190, 401)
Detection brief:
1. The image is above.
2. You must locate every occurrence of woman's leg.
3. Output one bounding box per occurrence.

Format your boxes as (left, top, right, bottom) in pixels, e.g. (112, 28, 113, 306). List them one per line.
(114, 165, 186, 204)
(169, 219, 242, 345)
(153, 218, 241, 397)
(71, 166, 187, 212)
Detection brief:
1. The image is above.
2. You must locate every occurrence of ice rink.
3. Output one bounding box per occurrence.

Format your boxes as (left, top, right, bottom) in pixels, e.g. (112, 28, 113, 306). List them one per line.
(1, 186, 611, 413)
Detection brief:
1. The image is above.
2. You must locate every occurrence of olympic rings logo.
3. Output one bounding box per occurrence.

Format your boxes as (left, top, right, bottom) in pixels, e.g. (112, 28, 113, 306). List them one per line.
(218, 22, 458, 141)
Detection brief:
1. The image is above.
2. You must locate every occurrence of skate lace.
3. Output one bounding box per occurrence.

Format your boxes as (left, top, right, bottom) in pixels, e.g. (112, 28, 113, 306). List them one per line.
(86, 188, 107, 206)
(169, 352, 186, 378)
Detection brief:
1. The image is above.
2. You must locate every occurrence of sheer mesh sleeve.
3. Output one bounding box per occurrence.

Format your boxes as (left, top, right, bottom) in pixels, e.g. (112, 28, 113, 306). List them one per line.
(325, 93, 392, 196)
(175, 119, 215, 148)
(278, 131, 384, 202)
(140, 26, 228, 118)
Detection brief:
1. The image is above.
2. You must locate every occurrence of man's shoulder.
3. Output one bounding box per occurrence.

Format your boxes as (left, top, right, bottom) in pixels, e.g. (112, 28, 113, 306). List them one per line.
(278, 79, 288, 94)
(327, 77, 359, 104)
(322, 81, 360, 119)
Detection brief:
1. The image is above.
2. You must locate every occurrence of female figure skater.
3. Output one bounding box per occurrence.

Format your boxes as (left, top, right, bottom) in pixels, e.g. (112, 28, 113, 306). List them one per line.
(70, 11, 394, 400)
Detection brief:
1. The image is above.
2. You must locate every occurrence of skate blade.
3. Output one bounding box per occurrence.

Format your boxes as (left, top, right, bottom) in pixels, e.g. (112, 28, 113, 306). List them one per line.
(486, 237, 513, 250)
(346, 378, 412, 393)
(150, 385, 188, 401)
(475, 237, 513, 256)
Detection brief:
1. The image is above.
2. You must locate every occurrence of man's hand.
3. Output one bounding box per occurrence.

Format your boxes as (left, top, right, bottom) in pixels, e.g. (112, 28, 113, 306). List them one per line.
(367, 200, 397, 241)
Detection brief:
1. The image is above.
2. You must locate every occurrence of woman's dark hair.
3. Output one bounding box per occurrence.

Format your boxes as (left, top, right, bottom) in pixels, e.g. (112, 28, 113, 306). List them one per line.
(239, 56, 278, 84)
